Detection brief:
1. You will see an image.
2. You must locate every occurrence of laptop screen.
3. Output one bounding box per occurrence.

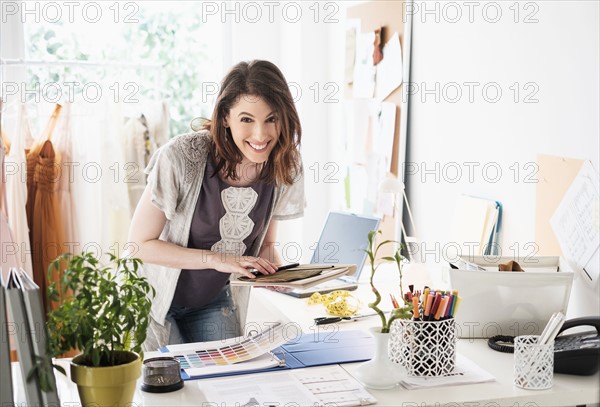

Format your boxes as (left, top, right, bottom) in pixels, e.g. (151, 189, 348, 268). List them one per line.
(309, 211, 381, 283)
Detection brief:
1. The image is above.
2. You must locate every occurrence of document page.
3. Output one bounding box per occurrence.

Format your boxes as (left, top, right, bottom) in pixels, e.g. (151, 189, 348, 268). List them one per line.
(551, 160, 600, 283)
(199, 373, 322, 407)
(199, 365, 377, 407)
(400, 354, 495, 390)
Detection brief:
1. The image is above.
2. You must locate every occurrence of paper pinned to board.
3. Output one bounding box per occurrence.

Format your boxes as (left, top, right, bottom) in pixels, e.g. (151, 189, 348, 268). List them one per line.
(345, 19, 360, 84)
(550, 160, 600, 283)
(353, 31, 376, 98)
(375, 32, 403, 100)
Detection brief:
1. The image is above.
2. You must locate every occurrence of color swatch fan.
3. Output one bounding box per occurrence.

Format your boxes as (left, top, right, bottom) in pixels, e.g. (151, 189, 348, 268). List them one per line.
(158, 322, 288, 378)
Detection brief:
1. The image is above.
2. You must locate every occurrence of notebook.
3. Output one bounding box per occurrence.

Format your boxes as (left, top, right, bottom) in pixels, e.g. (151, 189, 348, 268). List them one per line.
(283, 211, 380, 298)
(450, 195, 502, 256)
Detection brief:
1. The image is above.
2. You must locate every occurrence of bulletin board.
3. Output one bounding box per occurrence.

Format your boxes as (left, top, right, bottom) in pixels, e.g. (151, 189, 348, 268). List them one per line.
(345, 1, 405, 173)
(345, 1, 409, 250)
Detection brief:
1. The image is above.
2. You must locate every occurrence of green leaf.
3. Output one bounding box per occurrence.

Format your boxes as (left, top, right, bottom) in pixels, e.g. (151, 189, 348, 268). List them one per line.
(43, 30, 55, 40)
(46, 43, 61, 55)
(53, 363, 66, 376)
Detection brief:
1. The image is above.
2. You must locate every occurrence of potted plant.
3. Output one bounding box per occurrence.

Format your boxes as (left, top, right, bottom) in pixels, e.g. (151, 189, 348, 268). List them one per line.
(354, 230, 412, 389)
(42, 252, 155, 406)
(364, 230, 413, 333)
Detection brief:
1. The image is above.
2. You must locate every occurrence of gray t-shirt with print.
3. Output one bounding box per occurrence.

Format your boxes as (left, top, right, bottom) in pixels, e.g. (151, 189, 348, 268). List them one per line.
(172, 152, 274, 308)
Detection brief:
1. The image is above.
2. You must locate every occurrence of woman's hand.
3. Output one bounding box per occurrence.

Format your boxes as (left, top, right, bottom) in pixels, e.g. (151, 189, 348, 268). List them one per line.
(211, 254, 278, 279)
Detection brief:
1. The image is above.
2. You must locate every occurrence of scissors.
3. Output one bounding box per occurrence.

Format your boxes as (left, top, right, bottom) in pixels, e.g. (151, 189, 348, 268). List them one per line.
(314, 314, 376, 325)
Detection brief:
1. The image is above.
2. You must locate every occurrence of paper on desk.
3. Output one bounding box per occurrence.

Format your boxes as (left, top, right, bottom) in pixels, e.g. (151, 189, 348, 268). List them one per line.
(550, 160, 600, 283)
(295, 365, 377, 407)
(198, 365, 377, 407)
(399, 354, 495, 390)
(198, 372, 320, 407)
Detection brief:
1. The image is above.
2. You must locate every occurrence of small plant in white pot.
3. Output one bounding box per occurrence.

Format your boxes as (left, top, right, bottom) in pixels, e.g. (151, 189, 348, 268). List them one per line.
(354, 230, 411, 390)
(42, 252, 155, 406)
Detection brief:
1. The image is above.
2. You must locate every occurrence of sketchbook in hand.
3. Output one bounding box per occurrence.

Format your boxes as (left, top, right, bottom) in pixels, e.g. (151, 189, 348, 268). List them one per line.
(231, 264, 357, 289)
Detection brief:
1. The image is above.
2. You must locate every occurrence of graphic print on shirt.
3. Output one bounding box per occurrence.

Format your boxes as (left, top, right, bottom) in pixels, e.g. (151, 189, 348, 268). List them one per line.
(211, 187, 258, 256)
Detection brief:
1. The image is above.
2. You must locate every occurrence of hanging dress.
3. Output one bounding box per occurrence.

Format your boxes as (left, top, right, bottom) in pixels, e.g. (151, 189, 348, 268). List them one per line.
(4, 103, 34, 279)
(26, 104, 64, 312)
(1, 134, 19, 280)
(53, 102, 78, 248)
(123, 114, 150, 215)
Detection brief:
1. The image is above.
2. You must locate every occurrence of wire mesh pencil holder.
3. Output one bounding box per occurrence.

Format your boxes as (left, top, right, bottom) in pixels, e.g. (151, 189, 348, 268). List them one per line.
(389, 318, 457, 377)
(514, 335, 554, 390)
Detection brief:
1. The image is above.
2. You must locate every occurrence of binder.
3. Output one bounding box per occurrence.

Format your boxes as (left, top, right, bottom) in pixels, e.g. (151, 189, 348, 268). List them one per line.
(166, 330, 375, 381)
(450, 195, 502, 256)
(5, 267, 42, 405)
(15, 268, 60, 406)
(0, 272, 14, 406)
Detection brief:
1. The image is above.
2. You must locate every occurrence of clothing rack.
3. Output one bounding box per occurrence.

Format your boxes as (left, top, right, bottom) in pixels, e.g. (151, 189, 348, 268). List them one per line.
(0, 58, 163, 69)
(0, 58, 168, 110)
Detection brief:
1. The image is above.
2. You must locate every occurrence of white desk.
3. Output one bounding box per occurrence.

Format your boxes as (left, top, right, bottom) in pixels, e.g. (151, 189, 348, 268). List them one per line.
(11, 264, 600, 406)
(11, 338, 599, 406)
(244, 264, 599, 406)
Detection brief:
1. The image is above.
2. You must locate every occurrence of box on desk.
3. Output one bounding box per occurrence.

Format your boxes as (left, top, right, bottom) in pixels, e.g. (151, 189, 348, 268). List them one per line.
(449, 256, 574, 339)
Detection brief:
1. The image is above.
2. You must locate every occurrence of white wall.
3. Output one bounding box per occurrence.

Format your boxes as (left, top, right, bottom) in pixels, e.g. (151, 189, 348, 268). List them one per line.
(406, 0, 599, 262)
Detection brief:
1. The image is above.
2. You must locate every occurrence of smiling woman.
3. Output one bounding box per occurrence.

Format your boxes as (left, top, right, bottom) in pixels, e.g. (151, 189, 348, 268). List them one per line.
(225, 96, 280, 167)
(202, 60, 302, 187)
(127, 60, 305, 349)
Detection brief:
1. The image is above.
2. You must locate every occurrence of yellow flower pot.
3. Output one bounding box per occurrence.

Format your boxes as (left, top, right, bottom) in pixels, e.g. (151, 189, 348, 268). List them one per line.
(70, 351, 141, 407)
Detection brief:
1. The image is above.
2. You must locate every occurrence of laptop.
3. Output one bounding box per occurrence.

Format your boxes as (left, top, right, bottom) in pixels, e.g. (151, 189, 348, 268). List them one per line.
(283, 211, 381, 298)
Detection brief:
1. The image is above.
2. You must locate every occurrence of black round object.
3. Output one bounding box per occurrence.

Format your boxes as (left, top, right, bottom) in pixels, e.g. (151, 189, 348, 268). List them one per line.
(141, 357, 184, 393)
(141, 379, 184, 393)
(488, 335, 516, 353)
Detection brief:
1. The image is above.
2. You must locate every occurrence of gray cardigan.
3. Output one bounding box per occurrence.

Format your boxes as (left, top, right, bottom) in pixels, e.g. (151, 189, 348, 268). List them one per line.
(141, 131, 304, 350)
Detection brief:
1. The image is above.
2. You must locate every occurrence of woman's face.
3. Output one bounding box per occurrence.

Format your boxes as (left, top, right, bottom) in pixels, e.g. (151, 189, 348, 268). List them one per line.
(224, 94, 280, 164)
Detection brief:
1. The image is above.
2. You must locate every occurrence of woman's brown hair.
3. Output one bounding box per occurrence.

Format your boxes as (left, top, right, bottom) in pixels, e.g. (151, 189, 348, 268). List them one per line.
(202, 60, 302, 185)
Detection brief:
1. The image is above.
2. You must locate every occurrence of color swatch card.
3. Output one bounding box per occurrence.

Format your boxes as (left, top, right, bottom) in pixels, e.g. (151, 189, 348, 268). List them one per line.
(180, 352, 282, 379)
(159, 322, 289, 378)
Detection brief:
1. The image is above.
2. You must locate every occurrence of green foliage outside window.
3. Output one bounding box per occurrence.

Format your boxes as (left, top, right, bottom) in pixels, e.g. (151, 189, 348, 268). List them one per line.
(24, 2, 222, 137)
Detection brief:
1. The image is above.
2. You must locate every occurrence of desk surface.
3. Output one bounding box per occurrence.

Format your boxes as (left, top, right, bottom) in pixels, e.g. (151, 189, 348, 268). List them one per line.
(11, 264, 600, 406)
(11, 338, 599, 406)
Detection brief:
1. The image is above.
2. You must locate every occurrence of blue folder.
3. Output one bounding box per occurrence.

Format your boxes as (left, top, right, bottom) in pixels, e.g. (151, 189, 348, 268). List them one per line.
(174, 330, 375, 380)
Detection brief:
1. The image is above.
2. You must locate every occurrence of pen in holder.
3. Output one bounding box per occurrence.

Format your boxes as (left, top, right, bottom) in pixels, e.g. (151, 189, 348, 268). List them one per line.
(389, 318, 457, 377)
(514, 335, 554, 390)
